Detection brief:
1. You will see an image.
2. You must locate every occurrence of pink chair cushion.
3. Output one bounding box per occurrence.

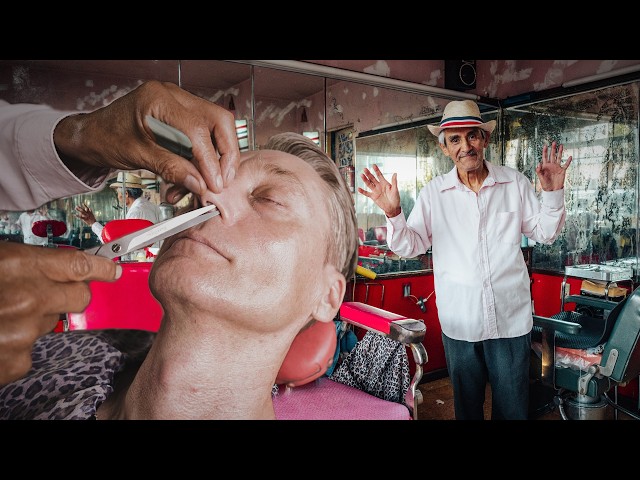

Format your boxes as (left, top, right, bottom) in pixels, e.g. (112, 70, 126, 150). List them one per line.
(273, 377, 411, 420)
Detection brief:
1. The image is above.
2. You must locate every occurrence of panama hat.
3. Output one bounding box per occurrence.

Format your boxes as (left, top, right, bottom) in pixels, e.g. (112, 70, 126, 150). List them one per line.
(427, 100, 496, 136)
(109, 172, 145, 189)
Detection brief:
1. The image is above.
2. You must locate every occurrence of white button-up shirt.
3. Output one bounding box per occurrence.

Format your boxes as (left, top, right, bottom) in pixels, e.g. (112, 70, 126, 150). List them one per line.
(91, 196, 161, 240)
(387, 161, 566, 342)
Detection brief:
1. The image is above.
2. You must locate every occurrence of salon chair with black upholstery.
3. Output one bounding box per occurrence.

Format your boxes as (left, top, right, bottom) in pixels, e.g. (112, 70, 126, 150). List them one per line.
(530, 285, 640, 420)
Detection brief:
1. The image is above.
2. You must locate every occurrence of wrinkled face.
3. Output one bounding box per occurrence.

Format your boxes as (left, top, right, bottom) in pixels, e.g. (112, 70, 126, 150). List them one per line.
(114, 190, 126, 206)
(440, 127, 489, 173)
(149, 149, 335, 333)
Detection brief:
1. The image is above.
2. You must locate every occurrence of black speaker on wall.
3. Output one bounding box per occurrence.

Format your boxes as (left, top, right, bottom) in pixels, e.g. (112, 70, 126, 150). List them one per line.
(445, 60, 476, 91)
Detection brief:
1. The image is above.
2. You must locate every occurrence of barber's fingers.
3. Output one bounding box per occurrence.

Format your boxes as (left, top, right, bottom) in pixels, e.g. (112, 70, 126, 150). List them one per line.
(35, 279, 96, 315)
(150, 83, 240, 195)
(34, 249, 122, 283)
(0, 243, 121, 284)
(190, 108, 240, 191)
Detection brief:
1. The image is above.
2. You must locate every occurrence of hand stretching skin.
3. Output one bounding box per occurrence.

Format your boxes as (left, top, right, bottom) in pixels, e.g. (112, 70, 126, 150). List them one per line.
(53, 80, 241, 204)
(0, 242, 122, 386)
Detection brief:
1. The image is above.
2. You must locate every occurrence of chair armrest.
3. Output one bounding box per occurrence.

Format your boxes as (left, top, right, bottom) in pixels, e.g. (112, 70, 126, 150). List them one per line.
(339, 301, 425, 344)
(564, 294, 620, 311)
(533, 314, 582, 335)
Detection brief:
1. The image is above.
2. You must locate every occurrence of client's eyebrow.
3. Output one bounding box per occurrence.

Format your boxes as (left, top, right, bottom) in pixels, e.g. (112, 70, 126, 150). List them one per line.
(246, 156, 308, 199)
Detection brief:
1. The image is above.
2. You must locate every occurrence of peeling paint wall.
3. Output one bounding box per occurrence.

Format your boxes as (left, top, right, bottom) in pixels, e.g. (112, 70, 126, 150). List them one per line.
(308, 60, 640, 100)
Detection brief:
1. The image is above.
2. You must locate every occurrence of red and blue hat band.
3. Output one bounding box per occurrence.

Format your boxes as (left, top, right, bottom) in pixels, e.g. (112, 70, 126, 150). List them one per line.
(440, 115, 484, 128)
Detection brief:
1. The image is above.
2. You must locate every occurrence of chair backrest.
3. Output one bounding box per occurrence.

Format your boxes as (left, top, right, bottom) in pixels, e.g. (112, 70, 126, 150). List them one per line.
(601, 286, 640, 384)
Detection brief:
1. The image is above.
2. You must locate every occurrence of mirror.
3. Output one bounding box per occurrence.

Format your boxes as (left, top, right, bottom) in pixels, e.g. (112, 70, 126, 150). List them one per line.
(253, 66, 325, 150)
(0, 60, 180, 248)
(180, 60, 251, 152)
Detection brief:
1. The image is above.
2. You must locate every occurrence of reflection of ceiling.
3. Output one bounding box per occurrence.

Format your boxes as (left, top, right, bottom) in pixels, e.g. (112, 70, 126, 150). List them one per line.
(0, 60, 179, 82)
(253, 67, 325, 100)
(0, 60, 327, 101)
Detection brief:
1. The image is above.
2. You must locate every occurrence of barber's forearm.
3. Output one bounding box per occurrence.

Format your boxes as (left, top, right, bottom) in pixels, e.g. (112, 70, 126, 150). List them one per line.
(54, 113, 114, 186)
(0, 103, 106, 210)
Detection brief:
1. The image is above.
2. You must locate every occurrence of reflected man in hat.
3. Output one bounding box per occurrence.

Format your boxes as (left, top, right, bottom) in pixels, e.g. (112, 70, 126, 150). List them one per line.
(75, 172, 161, 242)
(359, 100, 572, 420)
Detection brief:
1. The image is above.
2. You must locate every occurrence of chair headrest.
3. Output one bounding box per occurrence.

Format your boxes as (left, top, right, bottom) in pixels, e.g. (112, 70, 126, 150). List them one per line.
(276, 320, 337, 388)
(101, 219, 154, 243)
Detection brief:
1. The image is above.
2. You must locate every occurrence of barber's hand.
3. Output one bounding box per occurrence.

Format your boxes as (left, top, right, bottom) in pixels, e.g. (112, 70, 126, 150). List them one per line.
(536, 141, 572, 192)
(358, 164, 402, 218)
(74, 203, 97, 226)
(53, 80, 241, 204)
(0, 242, 122, 386)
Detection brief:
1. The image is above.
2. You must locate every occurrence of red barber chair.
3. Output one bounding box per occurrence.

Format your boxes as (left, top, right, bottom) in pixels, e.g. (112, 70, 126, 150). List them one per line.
(64, 219, 427, 420)
(273, 301, 427, 420)
(32, 219, 69, 248)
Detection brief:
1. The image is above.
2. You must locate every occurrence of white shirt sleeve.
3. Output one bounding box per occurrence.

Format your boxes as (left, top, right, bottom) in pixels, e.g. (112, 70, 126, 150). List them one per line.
(91, 221, 105, 242)
(0, 100, 113, 211)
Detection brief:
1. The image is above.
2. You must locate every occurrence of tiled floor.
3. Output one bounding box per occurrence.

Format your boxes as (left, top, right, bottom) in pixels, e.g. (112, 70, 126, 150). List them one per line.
(415, 377, 638, 420)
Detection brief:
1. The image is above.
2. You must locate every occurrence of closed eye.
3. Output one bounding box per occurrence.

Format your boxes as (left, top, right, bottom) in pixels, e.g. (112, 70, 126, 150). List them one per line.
(251, 194, 283, 207)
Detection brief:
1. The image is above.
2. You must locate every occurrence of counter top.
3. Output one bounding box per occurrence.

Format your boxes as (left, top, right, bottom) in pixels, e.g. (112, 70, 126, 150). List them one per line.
(354, 269, 432, 281)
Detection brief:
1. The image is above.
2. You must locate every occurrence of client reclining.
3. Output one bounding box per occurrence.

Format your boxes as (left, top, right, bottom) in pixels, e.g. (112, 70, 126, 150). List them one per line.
(0, 132, 358, 420)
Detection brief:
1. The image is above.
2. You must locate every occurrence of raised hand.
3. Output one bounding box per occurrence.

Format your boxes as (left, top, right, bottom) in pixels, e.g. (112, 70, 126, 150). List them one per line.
(358, 164, 402, 218)
(536, 141, 572, 191)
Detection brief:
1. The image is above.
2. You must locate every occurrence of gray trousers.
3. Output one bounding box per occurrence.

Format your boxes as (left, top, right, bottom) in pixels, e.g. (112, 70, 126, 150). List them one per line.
(441, 331, 531, 420)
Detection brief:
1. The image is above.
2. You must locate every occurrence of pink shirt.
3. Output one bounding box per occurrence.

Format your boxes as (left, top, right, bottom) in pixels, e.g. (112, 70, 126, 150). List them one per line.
(0, 100, 112, 211)
(386, 161, 566, 342)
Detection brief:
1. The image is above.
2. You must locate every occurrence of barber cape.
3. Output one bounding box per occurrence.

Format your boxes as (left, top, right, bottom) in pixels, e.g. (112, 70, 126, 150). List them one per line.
(0, 330, 155, 420)
(329, 331, 410, 405)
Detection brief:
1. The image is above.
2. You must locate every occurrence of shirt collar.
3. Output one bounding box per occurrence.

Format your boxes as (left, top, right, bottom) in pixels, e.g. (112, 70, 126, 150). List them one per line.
(439, 161, 513, 192)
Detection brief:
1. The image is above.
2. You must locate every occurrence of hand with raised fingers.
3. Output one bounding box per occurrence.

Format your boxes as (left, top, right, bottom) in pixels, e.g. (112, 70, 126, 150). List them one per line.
(358, 164, 402, 218)
(536, 141, 572, 191)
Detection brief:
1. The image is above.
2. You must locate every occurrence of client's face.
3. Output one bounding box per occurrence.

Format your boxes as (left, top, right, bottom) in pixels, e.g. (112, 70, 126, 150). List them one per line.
(150, 149, 336, 333)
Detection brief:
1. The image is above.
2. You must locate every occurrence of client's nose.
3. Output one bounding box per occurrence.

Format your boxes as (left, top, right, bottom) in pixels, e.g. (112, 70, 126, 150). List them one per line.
(200, 188, 243, 225)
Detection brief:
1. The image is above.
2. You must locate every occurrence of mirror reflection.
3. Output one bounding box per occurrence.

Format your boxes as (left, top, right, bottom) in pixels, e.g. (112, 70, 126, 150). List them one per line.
(253, 66, 325, 150)
(0, 60, 638, 282)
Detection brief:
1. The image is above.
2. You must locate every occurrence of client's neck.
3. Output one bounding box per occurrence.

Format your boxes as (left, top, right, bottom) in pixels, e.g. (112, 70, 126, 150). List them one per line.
(102, 311, 293, 420)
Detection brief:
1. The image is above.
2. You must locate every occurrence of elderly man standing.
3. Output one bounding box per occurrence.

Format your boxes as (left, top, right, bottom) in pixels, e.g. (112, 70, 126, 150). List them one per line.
(75, 172, 161, 242)
(359, 100, 572, 420)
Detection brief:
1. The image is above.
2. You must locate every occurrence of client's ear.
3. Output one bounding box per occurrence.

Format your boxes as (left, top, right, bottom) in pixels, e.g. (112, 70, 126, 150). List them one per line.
(312, 264, 346, 323)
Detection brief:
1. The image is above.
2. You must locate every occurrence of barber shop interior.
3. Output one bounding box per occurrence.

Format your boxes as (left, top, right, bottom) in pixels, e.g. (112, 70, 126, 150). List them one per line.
(2, 59, 640, 421)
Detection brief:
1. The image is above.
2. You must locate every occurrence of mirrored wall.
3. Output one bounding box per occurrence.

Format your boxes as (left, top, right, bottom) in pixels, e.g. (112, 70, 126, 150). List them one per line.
(503, 82, 639, 277)
(1, 60, 637, 281)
